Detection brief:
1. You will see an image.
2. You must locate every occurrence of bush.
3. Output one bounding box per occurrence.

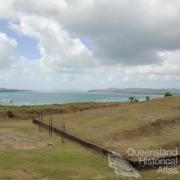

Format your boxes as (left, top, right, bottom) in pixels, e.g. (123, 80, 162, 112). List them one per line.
(164, 92, 173, 97)
(6, 111, 15, 118)
(146, 96, 150, 101)
(129, 97, 135, 102)
(134, 98, 139, 103)
(129, 97, 139, 103)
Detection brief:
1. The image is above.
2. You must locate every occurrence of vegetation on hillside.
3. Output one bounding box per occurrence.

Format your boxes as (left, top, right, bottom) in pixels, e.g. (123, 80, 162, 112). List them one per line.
(42, 97, 180, 160)
(0, 102, 122, 120)
(0, 97, 180, 179)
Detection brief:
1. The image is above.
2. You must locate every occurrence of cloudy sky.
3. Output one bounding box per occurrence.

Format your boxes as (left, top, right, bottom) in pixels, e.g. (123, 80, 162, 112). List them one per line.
(0, 0, 180, 90)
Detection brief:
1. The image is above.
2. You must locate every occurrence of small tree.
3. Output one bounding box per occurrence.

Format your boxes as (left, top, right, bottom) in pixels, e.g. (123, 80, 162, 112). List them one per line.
(164, 92, 173, 97)
(129, 97, 135, 102)
(146, 96, 150, 101)
(134, 98, 139, 103)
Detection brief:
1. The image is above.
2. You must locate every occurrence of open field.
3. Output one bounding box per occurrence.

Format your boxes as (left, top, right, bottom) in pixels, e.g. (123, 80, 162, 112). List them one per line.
(0, 120, 117, 180)
(0, 97, 180, 179)
(0, 102, 122, 120)
(0, 120, 180, 179)
(41, 97, 180, 160)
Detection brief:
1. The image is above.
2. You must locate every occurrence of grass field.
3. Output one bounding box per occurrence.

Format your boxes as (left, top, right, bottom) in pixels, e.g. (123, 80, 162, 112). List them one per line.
(0, 120, 179, 180)
(0, 120, 117, 180)
(41, 97, 180, 160)
(0, 97, 180, 179)
(0, 102, 122, 120)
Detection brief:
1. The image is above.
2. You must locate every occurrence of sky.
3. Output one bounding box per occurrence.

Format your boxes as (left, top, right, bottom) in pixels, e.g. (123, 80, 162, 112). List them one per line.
(0, 0, 180, 90)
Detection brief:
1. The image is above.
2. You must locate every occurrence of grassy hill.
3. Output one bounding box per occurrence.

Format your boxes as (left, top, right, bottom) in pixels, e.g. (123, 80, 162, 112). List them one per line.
(42, 96, 180, 160)
(0, 97, 180, 179)
(0, 120, 179, 179)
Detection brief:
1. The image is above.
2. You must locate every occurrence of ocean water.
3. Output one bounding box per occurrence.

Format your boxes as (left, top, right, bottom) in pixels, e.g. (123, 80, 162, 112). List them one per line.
(0, 91, 162, 105)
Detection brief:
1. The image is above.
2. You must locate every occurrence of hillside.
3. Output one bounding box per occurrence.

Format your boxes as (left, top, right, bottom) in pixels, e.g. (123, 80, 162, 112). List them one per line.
(0, 98, 180, 179)
(43, 96, 180, 160)
(1, 116, 179, 179)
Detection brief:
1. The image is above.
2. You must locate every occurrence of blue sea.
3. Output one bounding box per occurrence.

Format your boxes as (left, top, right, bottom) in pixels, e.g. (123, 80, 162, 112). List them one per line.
(0, 91, 162, 105)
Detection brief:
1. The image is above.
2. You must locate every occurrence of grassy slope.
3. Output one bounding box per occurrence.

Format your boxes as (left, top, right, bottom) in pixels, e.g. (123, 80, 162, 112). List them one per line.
(0, 121, 179, 180)
(0, 102, 122, 120)
(0, 99, 180, 179)
(42, 97, 180, 159)
(0, 120, 116, 180)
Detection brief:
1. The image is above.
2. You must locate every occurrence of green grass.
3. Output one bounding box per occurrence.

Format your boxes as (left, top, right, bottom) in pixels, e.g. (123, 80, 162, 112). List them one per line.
(0, 120, 179, 179)
(0, 148, 115, 180)
(0, 121, 117, 180)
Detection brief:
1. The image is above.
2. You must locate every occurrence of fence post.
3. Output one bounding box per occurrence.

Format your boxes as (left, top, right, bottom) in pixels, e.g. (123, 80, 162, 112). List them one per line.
(39, 113, 42, 132)
(50, 117, 52, 136)
(40, 114, 42, 132)
(61, 120, 65, 144)
(63, 121, 65, 144)
(48, 117, 51, 136)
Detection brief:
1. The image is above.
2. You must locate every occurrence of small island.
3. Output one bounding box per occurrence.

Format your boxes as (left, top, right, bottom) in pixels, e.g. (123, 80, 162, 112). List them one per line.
(0, 88, 30, 92)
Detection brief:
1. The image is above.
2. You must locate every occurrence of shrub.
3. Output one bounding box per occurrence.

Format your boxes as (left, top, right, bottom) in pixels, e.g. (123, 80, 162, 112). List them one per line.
(6, 111, 15, 118)
(134, 98, 139, 103)
(129, 97, 139, 103)
(146, 96, 150, 101)
(129, 97, 135, 102)
(164, 92, 173, 97)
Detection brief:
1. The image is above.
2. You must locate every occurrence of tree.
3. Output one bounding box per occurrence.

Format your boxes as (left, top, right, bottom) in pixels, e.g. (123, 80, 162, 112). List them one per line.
(164, 92, 173, 97)
(129, 97, 139, 103)
(134, 98, 139, 103)
(129, 97, 135, 102)
(146, 96, 150, 101)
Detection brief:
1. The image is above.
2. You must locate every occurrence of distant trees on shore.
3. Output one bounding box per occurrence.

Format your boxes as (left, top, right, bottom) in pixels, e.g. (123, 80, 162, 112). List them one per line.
(146, 96, 150, 101)
(164, 92, 173, 97)
(129, 97, 139, 103)
(129, 92, 173, 103)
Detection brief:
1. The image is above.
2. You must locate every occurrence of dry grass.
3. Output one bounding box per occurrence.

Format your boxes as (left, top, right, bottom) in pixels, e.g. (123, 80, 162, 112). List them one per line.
(42, 97, 180, 159)
(0, 98, 180, 179)
(0, 102, 122, 120)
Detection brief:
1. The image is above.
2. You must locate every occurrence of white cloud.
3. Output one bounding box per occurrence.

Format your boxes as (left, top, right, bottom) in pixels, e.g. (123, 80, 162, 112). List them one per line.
(0, 0, 15, 19)
(125, 50, 180, 76)
(0, 0, 180, 89)
(9, 15, 95, 73)
(0, 33, 17, 69)
(6, 0, 180, 66)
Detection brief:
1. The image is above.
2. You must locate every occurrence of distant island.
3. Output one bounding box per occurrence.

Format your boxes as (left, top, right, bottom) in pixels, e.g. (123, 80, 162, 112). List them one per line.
(0, 88, 30, 92)
(88, 88, 180, 95)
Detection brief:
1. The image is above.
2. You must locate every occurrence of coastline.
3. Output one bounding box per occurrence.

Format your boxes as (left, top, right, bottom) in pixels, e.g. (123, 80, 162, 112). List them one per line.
(0, 90, 162, 106)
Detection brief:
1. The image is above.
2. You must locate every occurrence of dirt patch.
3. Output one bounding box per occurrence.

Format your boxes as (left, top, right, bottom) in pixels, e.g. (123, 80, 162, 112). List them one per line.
(123, 117, 180, 138)
(7, 170, 33, 180)
(6, 169, 53, 180)
(0, 132, 54, 150)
